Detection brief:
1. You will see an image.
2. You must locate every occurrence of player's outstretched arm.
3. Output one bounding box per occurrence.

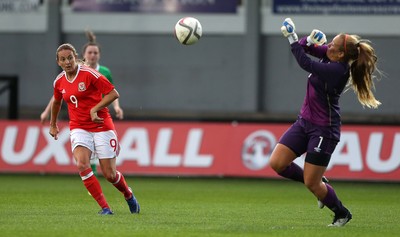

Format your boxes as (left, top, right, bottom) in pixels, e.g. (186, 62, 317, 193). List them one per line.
(49, 98, 62, 140)
(281, 18, 298, 44)
(307, 29, 327, 46)
(112, 99, 124, 120)
(40, 96, 54, 124)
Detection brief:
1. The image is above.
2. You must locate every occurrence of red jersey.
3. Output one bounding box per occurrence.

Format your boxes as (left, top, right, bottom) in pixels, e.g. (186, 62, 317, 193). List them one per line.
(53, 64, 115, 132)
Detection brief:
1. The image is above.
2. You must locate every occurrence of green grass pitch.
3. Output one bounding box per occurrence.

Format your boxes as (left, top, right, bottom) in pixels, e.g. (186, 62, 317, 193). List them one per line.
(1, 174, 399, 237)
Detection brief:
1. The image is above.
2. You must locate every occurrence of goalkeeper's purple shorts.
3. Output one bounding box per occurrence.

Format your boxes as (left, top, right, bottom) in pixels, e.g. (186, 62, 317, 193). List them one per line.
(278, 116, 339, 166)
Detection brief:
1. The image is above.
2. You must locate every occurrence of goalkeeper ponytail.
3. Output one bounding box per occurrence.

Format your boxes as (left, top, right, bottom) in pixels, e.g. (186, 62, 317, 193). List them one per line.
(342, 34, 381, 109)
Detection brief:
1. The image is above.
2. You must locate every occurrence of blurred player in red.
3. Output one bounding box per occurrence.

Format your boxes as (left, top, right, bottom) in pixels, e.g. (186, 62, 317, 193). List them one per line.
(49, 43, 139, 215)
(41, 30, 124, 175)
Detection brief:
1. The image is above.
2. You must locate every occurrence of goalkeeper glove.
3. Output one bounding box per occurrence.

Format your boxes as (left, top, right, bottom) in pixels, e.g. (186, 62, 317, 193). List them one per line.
(281, 18, 298, 44)
(307, 29, 327, 46)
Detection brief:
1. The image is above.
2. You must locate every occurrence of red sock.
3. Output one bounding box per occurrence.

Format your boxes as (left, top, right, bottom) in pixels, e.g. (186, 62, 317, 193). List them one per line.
(79, 168, 109, 209)
(111, 171, 132, 199)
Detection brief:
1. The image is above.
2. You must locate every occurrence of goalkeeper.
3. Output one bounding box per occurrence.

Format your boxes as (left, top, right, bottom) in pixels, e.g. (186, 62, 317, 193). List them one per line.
(268, 18, 382, 227)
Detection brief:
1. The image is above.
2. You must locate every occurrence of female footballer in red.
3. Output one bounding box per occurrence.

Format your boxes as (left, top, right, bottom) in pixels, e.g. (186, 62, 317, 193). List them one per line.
(41, 30, 124, 176)
(49, 43, 140, 215)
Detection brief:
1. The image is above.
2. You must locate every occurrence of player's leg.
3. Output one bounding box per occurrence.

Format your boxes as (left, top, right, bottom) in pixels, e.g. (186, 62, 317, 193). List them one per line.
(304, 152, 352, 227)
(90, 153, 98, 176)
(96, 130, 140, 213)
(98, 157, 123, 194)
(270, 144, 329, 187)
(303, 160, 328, 199)
(318, 176, 329, 208)
(90, 163, 97, 175)
(99, 158, 140, 213)
(269, 144, 304, 182)
(269, 119, 307, 182)
(87, 153, 98, 196)
(71, 129, 112, 215)
(74, 146, 112, 214)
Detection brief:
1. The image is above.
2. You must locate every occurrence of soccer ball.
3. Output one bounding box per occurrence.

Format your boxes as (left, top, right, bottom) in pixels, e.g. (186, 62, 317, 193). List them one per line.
(174, 17, 202, 45)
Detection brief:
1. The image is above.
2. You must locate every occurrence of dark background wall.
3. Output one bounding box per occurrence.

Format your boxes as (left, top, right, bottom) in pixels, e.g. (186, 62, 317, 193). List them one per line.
(0, 0, 398, 123)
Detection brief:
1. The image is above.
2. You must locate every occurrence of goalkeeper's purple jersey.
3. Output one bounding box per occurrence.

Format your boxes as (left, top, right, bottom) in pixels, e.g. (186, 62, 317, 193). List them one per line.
(290, 37, 350, 127)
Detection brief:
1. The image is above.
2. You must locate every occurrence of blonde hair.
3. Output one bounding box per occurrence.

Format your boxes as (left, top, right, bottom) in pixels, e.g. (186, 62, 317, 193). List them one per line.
(341, 34, 381, 109)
